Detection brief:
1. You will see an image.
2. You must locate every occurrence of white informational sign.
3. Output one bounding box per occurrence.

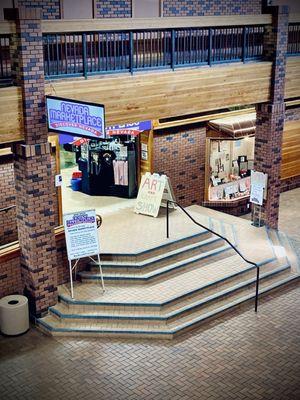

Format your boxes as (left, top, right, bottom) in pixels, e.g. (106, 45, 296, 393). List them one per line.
(63, 209, 104, 298)
(141, 150, 148, 160)
(55, 174, 62, 187)
(251, 170, 267, 189)
(134, 173, 175, 217)
(250, 185, 264, 206)
(250, 170, 268, 205)
(63, 209, 100, 261)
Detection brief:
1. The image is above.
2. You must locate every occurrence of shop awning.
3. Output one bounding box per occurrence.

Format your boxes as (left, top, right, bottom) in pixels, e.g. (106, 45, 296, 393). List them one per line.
(208, 113, 256, 138)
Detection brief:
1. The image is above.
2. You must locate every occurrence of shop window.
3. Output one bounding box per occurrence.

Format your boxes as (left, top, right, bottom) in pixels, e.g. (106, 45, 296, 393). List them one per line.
(0, 0, 14, 20)
(133, 0, 162, 18)
(208, 137, 255, 202)
(62, 0, 94, 19)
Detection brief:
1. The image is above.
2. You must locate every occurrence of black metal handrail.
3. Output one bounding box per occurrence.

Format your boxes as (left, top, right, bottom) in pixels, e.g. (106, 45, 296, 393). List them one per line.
(0, 205, 16, 213)
(166, 200, 260, 312)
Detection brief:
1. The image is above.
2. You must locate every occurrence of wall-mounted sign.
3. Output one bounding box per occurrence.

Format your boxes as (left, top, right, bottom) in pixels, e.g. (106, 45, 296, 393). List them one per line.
(134, 173, 175, 217)
(46, 96, 105, 139)
(106, 120, 152, 136)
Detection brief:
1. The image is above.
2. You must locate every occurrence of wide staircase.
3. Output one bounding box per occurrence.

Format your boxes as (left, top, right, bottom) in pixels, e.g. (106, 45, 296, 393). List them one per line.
(37, 208, 300, 339)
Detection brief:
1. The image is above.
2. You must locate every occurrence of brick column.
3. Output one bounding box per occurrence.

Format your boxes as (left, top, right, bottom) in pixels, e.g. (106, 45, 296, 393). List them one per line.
(252, 5, 289, 229)
(11, 7, 57, 317)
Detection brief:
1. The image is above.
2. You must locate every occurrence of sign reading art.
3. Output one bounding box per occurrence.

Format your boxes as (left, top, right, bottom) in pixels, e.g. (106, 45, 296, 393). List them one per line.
(134, 173, 176, 217)
(46, 96, 105, 139)
(63, 209, 100, 261)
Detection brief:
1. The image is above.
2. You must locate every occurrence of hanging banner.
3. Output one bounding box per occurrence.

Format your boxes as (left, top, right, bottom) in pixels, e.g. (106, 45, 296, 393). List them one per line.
(134, 173, 175, 217)
(46, 96, 105, 139)
(106, 120, 152, 136)
(63, 209, 100, 261)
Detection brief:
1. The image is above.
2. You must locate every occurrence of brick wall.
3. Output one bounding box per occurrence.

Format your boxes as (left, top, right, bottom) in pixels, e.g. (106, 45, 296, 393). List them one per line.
(285, 106, 300, 122)
(153, 126, 206, 207)
(163, 0, 262, 16)
(0, 254, 23, 298)
(0, 155, 18, 245)
(95, 0, 131, 18)
(16, 1, 60, 19)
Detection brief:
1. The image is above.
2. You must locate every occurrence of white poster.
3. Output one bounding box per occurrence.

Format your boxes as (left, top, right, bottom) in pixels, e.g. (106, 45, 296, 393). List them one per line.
(250, 185, 264, 206)
(63, 209, 99, 260)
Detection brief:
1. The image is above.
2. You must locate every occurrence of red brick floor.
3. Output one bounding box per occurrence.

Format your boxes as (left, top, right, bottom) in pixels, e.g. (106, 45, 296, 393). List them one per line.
(0, 283, 299, 400)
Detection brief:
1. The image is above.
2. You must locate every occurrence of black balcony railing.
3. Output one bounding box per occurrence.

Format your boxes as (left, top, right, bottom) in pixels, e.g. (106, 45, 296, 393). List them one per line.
(43, 25, 265, 79)
(288, 23, 300, 55)
(0, 22, 299, 83)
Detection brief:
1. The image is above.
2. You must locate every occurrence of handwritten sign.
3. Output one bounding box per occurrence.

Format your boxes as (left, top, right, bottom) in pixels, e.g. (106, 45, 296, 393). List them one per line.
(134, 173, 175, 217)
(63, 209, 99, 260)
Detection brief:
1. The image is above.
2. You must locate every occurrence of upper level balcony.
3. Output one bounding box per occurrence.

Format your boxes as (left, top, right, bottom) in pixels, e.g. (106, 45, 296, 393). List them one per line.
(0, 14, 299, 83)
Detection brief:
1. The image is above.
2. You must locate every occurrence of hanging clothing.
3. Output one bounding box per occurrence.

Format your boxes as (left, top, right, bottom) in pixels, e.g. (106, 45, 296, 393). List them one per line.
(113, 160, 128, 186)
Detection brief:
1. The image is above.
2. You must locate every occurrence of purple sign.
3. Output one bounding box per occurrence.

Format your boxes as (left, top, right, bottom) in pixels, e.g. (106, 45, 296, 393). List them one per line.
(46, 96, 105, 139)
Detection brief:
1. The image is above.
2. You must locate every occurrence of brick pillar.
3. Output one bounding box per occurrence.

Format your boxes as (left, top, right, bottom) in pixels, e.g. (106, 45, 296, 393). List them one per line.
(11, 7, 58, 317)
(252, 5, 289, 229)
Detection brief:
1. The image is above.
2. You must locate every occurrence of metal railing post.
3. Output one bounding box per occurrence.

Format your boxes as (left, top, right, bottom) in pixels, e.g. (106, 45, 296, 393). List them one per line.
(255, 266, 260, 312)
(166, 200, 170, 238)
(208, 28, 212, 66)
(242, 26, 247, 63)
(82, 33, 88, 79)
(171, 29, 175, 70)
(129, 31, 134, 74)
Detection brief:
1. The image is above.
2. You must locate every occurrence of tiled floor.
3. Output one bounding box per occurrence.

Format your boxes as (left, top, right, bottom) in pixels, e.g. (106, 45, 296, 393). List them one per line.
(1, 283, 299, 400)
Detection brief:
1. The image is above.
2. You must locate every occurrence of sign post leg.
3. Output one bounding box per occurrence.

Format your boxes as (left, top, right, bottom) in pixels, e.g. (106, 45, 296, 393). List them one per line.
(69, 260, 74, 299)
(97, 253, 105, 292)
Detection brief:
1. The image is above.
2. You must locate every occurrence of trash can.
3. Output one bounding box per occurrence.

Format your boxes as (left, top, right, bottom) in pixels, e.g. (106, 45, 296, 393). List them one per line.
(71, 178, 82, 191)
(0, 295, 29, 335)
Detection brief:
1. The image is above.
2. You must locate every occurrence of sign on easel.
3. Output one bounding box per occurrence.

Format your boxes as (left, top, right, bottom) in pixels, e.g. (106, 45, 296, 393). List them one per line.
(63, 209, 105, 298)
(250, 171, 268, 206)
(134, 173, 176, 217)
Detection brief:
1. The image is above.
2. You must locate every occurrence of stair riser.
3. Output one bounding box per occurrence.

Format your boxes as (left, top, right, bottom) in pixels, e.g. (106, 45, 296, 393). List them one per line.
(61, 260, 280, 315)
(81, 247, 234, 285)
(173, 274, 299, 338)
(100, 231, 211, 263)
(53, 267, 291, 328)
(91, 237, 223, 273)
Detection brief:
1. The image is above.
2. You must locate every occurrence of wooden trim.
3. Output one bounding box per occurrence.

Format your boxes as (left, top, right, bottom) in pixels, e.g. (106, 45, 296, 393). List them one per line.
(0, 21, 16, 34)
(41, 15, 272, 33)
(290, 13, 300, 23)
(153, 108, 256, 130)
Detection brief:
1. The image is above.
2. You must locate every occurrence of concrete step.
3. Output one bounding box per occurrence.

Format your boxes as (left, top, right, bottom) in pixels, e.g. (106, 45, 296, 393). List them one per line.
(100, 230, 210, 263)
(79, 244, 233, 284)
(37, 268, 298, 339)
(59, 255, 278, 317)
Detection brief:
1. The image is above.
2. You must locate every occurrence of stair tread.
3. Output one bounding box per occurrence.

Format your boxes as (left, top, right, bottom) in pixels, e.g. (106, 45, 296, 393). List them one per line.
(53, 264, 291, 320)
(59, 255, 280, 308)
(96, 235, 220, 267)
(81, 244, 231, 280)
(39, 272, 298, 335)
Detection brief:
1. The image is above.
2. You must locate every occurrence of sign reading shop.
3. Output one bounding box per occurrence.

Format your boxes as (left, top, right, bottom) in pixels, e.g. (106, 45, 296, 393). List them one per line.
(46, 96, 105, 139)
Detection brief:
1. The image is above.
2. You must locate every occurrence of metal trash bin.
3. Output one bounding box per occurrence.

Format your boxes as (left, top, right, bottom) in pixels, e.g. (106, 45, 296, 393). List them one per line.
(0, 295, 29, 335)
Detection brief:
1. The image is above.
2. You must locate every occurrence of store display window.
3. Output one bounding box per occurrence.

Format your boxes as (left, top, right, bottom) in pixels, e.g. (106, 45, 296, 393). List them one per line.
(208, 136, 255, 201)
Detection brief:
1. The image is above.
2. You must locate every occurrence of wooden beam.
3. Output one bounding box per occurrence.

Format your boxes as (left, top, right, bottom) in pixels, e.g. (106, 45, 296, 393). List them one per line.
(41, 15, 272, 33)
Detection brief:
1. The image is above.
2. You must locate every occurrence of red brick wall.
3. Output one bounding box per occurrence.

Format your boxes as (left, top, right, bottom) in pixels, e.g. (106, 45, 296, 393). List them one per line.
(0, 155, 18, 246)
(0, 255, 23, 298)
(163, 0, 262, 16)
(95, 0, 131, 18)
(285, 107, 300, 122)
(15, 0, 60, 19)
(153, 126, 206, 207)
